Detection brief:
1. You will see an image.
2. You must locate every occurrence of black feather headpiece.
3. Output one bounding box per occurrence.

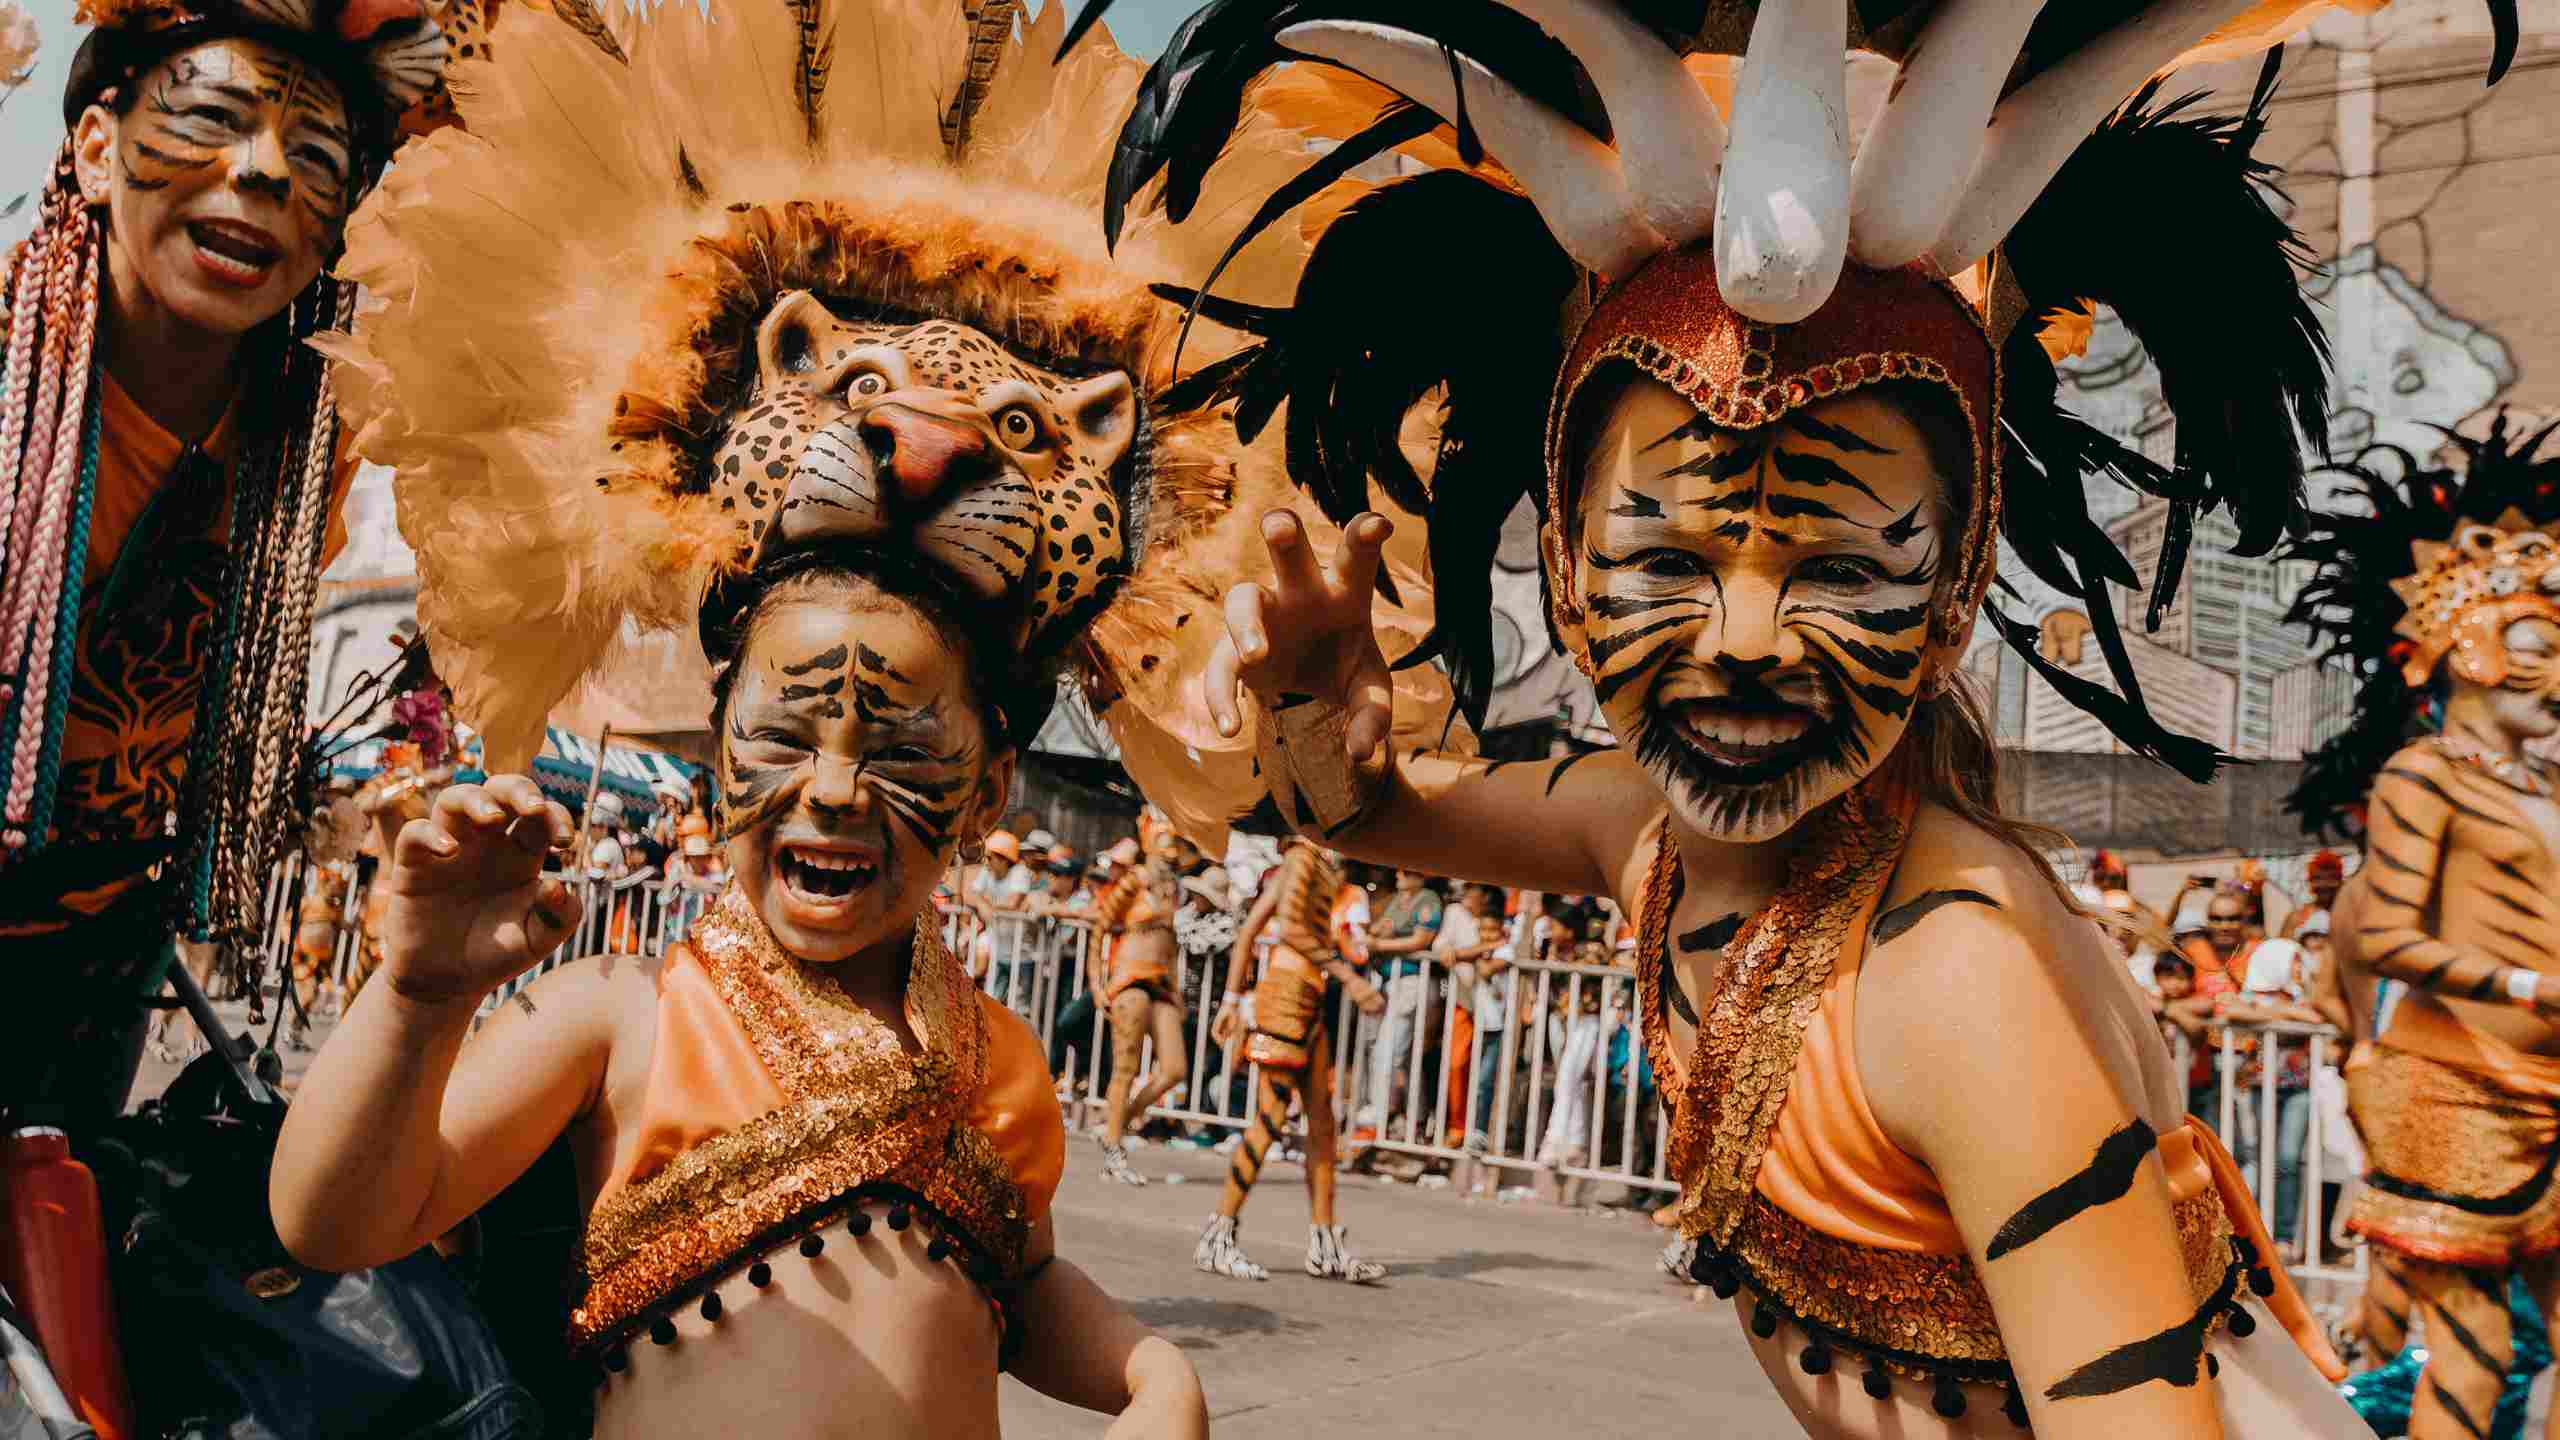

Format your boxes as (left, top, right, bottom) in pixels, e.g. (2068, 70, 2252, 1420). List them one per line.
(2284, 414, 2560, 839)
(1058, 5, 2512, 783)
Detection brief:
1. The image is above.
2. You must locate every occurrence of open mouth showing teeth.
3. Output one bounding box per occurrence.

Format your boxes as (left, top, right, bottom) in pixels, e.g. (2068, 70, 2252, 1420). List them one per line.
(188, 222, 280, 275)
(1669, 702, 1828, 784)
(779, 843, 879, 901)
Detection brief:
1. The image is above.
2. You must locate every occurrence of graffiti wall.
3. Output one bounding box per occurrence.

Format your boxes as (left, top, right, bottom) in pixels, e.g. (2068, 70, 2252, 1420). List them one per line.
(1978, 2, 2552, 789)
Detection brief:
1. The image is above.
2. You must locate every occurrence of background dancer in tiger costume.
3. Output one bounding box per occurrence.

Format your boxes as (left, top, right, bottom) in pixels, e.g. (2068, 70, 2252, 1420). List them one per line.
(1061, 0, 2511, 1431)
(1202, 837, 1387, 1284)
(2287, 414, 2560, 1440)
(1090, 811, 1191, 1186)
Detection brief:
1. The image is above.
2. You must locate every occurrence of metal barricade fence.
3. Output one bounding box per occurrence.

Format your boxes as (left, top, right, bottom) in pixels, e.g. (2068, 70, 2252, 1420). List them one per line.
(955, 911, 1676, 1199)
(2153, 1017, 2367, 1341)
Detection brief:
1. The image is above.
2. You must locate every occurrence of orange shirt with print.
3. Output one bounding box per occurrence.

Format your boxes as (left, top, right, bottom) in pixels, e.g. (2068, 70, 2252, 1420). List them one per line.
(4, 371, 355, 934)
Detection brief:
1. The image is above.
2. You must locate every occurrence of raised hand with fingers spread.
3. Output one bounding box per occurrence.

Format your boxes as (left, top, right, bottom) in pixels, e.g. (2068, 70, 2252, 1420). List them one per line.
(1208, 510, 1399, 763)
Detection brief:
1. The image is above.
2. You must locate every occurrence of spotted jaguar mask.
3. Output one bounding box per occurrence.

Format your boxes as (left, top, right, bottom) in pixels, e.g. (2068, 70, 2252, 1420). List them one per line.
(707, 293, 1141, 657)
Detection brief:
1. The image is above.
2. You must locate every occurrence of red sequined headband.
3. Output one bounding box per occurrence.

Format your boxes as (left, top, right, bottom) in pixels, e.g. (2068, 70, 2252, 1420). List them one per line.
(1542, 248, 2003, 654)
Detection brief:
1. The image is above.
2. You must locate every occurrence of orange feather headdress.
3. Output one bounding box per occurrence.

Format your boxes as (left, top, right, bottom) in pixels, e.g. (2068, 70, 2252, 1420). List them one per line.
(322, 0, 1465, 847)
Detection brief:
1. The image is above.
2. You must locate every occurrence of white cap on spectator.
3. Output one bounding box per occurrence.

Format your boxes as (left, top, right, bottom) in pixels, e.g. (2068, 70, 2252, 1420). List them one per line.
(1025, 828, 1057, 851)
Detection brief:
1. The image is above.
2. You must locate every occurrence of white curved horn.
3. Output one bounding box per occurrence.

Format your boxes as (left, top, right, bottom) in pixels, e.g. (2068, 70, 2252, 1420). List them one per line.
(1714, 0, 1850, 323)
(1278, 20, 1665, 280)
(1930, 0, 2264, 274)
(1847, 0, 2043, 269)
(1485, 0, 1725, 247)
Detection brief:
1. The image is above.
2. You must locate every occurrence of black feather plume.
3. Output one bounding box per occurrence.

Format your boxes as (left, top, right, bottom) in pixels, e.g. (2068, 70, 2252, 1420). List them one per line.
(1989, 47, 2330, 780)
(2283, 414, 2560, 838)
(2005, 51, 2327, 564)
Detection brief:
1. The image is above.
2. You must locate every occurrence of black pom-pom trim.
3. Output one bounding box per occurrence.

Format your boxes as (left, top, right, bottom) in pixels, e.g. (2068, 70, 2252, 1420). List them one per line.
(1799, 1343, 1831, 1376)
(748, 1262, 772, 1288)
(602, 1347, 628, 1374)
(1932, 1374, 1967, 1419)
(649, 1316, 676, 1347)
(1862, 1363, 1893, 1400)
(2249, 1266, 2276, 1298)
(1751, 1302, 1779, 1339)
(2227, 1305, 2257, 1338)
(888, 1204, 912, 1232)
(850, 1210, 873, 1238)
(927, 1235, 953, 1263)
(799, 1234, 824, 1258)
(700, 1292, 722, 1323)
(2003, 1386, 2029, 1428)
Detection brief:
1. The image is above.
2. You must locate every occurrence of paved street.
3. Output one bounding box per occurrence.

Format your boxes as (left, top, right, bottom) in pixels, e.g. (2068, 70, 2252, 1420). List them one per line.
(1004, 1141, 1796, 1438)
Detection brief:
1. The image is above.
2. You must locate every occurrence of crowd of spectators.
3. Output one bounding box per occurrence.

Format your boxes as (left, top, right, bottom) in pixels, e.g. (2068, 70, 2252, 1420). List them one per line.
(2083, 849, 2355, 1261)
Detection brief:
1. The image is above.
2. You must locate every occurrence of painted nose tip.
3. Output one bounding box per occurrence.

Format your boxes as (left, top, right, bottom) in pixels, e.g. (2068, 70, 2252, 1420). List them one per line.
(858, 404, 992, 506)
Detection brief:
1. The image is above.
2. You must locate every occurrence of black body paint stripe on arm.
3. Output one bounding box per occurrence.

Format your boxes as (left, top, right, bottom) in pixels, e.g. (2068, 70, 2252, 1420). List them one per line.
(1870, 888, 2002, 946)
(2045, 1260, 2236, 1401)
(1984, 1119, 2157, 1261)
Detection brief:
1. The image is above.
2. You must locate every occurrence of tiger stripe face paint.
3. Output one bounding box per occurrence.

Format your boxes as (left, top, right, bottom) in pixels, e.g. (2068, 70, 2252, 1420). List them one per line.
(1574, 381, 1949, 842)
(82, 39, 351, 338)
(719, 596, 1002, 964)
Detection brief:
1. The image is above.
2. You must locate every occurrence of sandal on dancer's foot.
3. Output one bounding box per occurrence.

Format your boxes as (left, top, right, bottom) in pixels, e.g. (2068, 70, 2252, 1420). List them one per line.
(1098, 1137, 1148, 1187)
(1195, 1216, 1267, 1281)
(1305, 1223, 1386, 1284)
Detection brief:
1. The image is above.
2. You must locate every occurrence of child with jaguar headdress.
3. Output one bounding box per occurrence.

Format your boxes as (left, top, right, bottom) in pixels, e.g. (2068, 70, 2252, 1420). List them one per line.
(266, 2, 1455, 1433)
(1058, 0, 2509, 1431)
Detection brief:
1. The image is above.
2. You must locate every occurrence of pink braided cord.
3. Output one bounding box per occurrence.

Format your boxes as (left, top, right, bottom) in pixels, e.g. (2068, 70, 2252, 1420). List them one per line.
(4, 221, 98, 831)
(0, 208, 51, 560)
(0, 203, 79, 740)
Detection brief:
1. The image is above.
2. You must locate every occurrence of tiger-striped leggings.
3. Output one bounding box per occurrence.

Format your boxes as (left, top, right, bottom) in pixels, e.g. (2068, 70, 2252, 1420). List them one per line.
(1217, 1020, 1340, 1229)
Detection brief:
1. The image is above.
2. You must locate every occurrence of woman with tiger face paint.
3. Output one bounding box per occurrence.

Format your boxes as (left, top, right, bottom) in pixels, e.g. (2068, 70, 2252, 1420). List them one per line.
(2285, 417, 2560, 1440)
(0, 0, 466, 1124)
(1088, 0, 2472, 1431)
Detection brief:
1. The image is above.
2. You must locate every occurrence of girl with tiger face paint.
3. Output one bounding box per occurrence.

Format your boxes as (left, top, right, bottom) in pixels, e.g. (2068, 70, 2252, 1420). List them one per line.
(1204, 250, 2359, 1437)
(1572, 380, 1957, 844)
(711, 569, 1015, 970)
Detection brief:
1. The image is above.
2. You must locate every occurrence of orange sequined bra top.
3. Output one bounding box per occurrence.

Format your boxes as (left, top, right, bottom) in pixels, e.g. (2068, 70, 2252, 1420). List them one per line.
(570, 884, 1065, 1375)
(1636, 785, 2338, 1425)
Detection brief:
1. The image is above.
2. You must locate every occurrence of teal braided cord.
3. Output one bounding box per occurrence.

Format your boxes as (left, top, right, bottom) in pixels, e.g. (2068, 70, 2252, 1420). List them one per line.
(177, 437, 258, 939)
(23, 378, 102, 853)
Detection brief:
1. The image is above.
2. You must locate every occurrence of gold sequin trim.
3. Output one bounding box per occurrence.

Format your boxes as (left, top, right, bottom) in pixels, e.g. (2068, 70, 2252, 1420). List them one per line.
(570, 886, 1030, 1349)
(1652, 784, 1911, 1249)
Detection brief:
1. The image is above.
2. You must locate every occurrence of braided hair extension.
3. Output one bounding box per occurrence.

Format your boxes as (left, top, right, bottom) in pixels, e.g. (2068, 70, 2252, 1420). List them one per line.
(0, 155, 107, 849)
(169, 275, 350, 959)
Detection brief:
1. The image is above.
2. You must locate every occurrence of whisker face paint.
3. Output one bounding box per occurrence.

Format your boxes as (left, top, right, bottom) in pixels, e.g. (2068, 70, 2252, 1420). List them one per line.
(1574, 382, 1951, 842)
(719, 591, 994, 966)
(103, 40, 351, 335)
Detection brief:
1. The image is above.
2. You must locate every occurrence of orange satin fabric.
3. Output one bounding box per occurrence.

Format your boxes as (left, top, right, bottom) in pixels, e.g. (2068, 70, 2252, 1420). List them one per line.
(1747, 901, 2343, 1381)
(1757, 918, 2217, 1253)
(594, 943, 1062, 1223)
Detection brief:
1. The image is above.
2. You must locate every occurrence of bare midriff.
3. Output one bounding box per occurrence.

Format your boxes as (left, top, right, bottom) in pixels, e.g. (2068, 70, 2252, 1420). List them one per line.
(1111, 924, 1176, 996)
(592, 1202, 1002, 1440)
